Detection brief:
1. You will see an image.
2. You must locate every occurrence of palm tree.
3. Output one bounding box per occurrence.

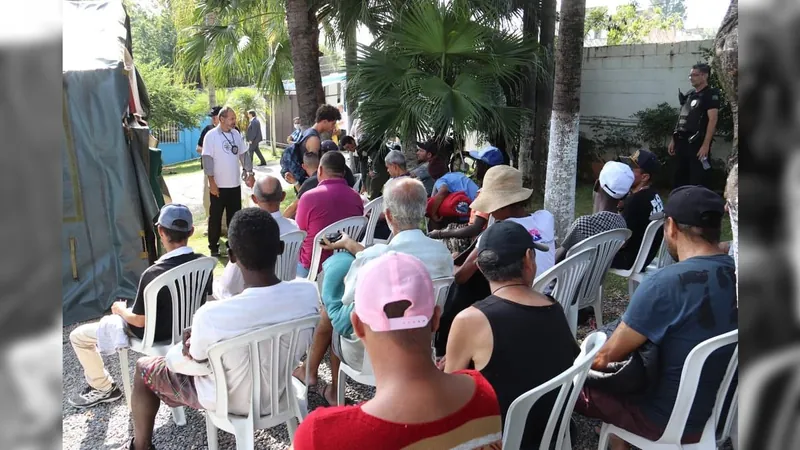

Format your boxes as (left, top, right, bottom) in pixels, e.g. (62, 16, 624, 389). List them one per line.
(350, 0, 541, 163)
(543, 0, 587, 239)
(174, 0, 317, 124)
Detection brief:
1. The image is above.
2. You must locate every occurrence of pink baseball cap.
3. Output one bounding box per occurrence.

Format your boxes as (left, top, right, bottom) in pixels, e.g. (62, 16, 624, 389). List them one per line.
(355, 252, 435, 332)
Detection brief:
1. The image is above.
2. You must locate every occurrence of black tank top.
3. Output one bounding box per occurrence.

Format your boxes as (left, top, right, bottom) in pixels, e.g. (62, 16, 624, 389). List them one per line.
(473, 295, 580, 449)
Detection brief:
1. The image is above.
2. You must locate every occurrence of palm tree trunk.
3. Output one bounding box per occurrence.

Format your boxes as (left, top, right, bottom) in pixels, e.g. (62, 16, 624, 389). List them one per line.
(544, 0, 587, 239)
(518, 0, 538, 185)
(208, 84, 217, 109)
(344, 26, 358, 121)
(285, 0, 325, 127)
(714, 0, 737, 170)
(531, 0, 556, 201)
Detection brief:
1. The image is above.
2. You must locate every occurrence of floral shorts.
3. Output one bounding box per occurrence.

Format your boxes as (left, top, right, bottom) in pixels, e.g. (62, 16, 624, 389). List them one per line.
(139, 356, 202, 409)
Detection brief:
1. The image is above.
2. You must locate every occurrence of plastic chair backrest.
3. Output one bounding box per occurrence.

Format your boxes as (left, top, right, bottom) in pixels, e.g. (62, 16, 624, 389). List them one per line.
(308, 216, 368, 281)
(353, 174, 363, 193)
(654, 237, 675, 269)
(276, 230, 307, 281)
(658, 329, 739, 444)
(432, 277, 455, 311)
(566, 228, 631, 309)
(205, 314, 319, 422)
(532, 248, 594, 322)
(503, 332, 607, 450)
(739, 347, 800, 449)
(362, 196, 384, 247)
(141, 256, 217, 348)
(628, 218, 665, 275)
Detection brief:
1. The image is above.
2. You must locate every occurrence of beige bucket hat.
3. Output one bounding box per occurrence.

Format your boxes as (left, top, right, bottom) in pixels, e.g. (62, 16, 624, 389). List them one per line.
(470, 165, 533, 214)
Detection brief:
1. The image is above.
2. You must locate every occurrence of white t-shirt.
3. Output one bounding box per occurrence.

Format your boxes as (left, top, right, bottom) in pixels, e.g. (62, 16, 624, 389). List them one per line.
(271, 211, 299, 236)
(507, 211, 556, 278)
(202, 126, 245, 188)
(189, 280, 320, 415)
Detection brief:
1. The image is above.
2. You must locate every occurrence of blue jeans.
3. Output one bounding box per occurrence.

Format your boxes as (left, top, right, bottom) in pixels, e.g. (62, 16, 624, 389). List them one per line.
(296, 263, 310, 278)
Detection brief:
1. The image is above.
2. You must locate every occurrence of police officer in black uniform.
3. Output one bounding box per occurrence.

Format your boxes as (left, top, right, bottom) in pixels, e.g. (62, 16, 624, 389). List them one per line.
(669, 63, 721, 188)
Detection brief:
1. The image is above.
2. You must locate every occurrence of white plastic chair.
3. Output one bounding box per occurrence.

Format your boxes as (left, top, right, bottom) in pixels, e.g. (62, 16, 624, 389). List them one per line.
(608, 219, 664, 298)
(739, 347, 800, 450)
(336, 276, 453, 406)
(205, 315, 319, 450)
(118, 256, 217, 425)
(532, 248, 594, 336)
(361, 196, 384, 247)
(565, 228, 631, 329)
(598, 329, 739, 450)
(651, 237, 676, 270)
(275, 230, 306, 281)
(503, 332, 607, 450)
(433, 276, 455, 311)
(307, 216, 368, 282)
(352, 173, 363, 193)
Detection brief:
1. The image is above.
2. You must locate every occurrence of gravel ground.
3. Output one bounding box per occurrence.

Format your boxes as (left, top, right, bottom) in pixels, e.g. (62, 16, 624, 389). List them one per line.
(62, 288, 635, 450)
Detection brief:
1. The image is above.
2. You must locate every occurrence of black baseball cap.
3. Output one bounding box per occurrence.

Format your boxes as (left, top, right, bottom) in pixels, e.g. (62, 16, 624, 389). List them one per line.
(650, 185, 725, 227)
(477, 221, 549, 265)
(208, 106, 222, 117)
(623, 149, 661, 175)
(320, 140, 339, 153)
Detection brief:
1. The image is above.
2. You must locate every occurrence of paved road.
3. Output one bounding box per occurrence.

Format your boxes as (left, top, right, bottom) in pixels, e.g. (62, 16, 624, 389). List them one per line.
(163, 160, 293, 220)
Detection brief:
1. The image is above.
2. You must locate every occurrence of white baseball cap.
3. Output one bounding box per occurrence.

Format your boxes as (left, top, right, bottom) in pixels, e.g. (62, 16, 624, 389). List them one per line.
(598, 161, 635, 199)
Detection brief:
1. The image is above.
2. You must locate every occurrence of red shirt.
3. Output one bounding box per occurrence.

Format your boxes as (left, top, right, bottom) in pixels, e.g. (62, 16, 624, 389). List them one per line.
(292, 370, 503, 450)
(296, 178, 364, 270)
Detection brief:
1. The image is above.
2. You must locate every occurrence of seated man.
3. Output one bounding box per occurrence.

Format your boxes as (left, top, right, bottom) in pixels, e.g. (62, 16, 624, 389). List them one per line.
(575, 186, 738, 450)
(384, 149, 410, 179)
(555, 161, 634, 264)
(283, 152, 320, 219)
(128, 208, 319, 450)
(291, 253, 502, 449)
(67, 204, 209, 408)
(215, 176, 298, 299)
(429, 147, 504, 253)
(612, 149, 665, 270)
(444, 221, 579, 448)
(293, 177, 453, 404)
(410, 140, 438, 196)
(436, 165, 556, 355)
(296, 151, 364, 278)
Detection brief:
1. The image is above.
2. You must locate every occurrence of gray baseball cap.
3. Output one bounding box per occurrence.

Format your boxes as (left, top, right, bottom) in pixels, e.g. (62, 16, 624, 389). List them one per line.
(156, 204, 193, 232)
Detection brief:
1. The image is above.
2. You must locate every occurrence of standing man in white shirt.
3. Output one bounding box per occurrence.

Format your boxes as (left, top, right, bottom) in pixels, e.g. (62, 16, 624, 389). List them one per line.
(127, 208, 319, 450)
(214, 176, 299, 299)
(202, 106, 256, 257)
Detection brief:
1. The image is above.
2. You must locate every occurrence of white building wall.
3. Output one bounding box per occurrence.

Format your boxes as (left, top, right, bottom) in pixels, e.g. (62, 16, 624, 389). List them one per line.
(579, 39, 732, 159)
(464, 39, 731, 159)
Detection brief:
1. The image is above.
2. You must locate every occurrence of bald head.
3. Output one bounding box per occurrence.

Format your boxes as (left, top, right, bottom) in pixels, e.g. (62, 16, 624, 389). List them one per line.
(252, 175, 285, 213)
(383, 177, 427, 231)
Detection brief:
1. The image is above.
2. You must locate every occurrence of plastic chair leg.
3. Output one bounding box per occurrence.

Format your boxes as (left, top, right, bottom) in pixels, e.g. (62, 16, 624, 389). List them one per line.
(286, 417, 300, 441)
(598, 423, 612, 450)
(118, 349, 132, 410)
(171, 407, 187, 426)
(205, 415, 219, 450)
(233, 419, 255, 450)
(593, 286, 604, 328)
(337, 366, 347, 406)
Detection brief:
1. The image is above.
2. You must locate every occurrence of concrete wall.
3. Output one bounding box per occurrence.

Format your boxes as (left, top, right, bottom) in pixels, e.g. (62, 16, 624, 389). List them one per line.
(579, 39, 732, 159)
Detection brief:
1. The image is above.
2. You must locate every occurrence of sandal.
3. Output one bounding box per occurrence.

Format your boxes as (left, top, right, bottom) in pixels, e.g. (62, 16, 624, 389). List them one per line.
(315, 383, 338, 406)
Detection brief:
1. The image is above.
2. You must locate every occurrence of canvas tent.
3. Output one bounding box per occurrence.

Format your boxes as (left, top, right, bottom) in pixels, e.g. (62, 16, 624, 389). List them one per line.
(63, 0, 160, 325)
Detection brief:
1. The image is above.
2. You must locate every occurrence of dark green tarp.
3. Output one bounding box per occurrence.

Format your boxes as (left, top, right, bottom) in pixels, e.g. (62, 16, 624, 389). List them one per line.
(63, 0, 159, 325)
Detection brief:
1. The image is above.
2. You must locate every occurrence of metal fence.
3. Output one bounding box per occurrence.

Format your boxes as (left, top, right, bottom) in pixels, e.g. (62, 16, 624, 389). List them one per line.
(153, 123, 181, 144)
